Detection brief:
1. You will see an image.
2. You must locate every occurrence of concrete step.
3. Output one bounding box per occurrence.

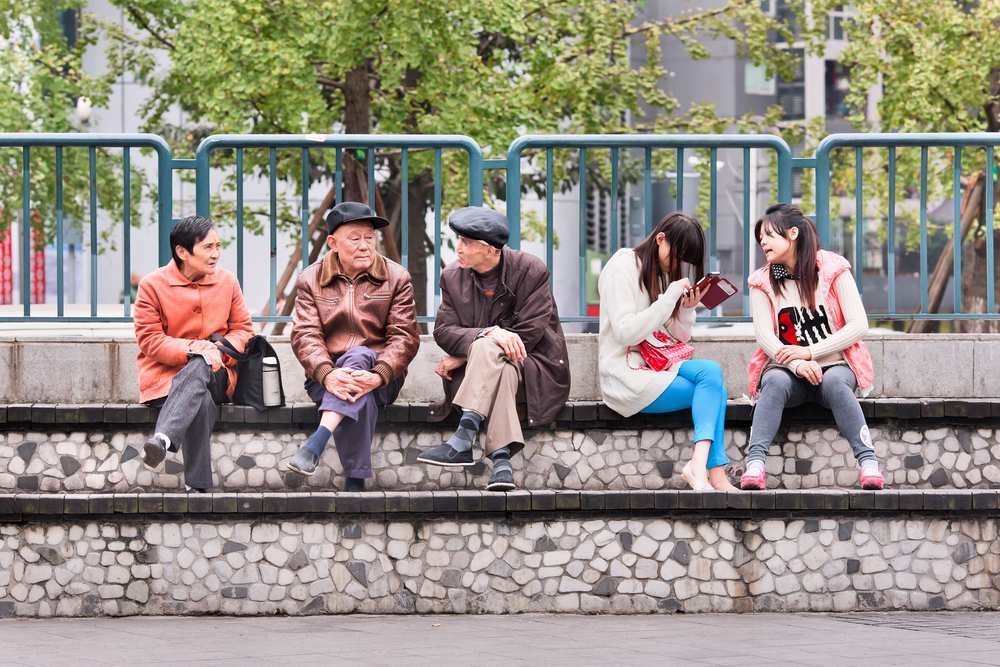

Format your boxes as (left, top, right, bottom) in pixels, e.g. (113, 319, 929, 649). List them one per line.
(1, 400, 998, 494)
(0, 489, 998, 617)
(3, 333, 1000, 404)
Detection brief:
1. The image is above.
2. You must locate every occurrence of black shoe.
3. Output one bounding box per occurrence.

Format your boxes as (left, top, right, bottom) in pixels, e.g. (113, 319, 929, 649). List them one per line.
(417, 443, 475, 467)
(184, 484, 207, 494)
(486, 467, 515, 492)
(142, 436, 167, 469)
(344, 477, 365, 492)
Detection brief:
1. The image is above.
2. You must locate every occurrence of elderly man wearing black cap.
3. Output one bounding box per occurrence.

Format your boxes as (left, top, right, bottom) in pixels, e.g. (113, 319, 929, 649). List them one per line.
(418, 206, 570, 491)
(284, 201, 420, 490)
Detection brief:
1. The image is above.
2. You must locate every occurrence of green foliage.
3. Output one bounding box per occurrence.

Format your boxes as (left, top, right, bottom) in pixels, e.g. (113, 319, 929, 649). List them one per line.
(0, 2, 144, 244)
(802, 0, 1000, 249)
(99, 0, 803, 241)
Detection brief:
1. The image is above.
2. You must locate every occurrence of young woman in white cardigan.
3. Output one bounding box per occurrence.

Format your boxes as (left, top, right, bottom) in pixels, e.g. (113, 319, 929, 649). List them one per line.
(597, 213, 734, 491)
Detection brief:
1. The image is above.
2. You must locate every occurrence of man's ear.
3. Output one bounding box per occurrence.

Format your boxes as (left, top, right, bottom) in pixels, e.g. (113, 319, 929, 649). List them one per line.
(326, 234, 337, 252)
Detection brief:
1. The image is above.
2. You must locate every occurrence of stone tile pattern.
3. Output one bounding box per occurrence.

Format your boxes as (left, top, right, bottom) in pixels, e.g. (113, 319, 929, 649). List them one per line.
(0, 517, 998, 617)
(0, 425, 999, 493)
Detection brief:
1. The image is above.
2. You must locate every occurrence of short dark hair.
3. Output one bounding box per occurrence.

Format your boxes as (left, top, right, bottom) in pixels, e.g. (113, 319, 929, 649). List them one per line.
(170, 215, 214, 266)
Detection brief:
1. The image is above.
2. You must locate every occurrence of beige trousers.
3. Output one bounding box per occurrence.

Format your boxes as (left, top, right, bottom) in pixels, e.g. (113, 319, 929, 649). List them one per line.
(453, 337, 523, 455)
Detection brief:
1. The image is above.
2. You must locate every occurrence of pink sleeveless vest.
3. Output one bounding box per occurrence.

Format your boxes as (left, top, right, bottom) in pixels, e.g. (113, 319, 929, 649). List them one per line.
(746, 250, 874, 397)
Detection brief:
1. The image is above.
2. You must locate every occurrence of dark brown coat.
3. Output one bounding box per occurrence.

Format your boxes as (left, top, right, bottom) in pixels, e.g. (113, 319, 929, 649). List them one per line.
(433, 247, 570, 426)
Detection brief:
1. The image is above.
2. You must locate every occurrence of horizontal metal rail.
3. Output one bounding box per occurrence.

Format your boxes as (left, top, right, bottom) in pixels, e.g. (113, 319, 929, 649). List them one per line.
(0, 131, 997, 325)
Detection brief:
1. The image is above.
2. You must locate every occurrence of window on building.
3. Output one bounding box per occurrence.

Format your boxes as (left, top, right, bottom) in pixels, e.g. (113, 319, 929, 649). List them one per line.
(775, 0, 800, 40)
(828, 5, 850, 41)
(826, 60, 851, 123)
(745, 62, 777, 96)
(777, 48, 805, 120)
(763, 0, 801, 43)
(59, 9, 79, 48)
(586, 187, 627, 255)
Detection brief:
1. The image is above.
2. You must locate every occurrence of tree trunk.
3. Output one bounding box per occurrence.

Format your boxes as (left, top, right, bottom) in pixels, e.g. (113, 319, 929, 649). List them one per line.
(269, 62, 374, 334)
(265, 61, 442, 335)
(957, 175, 1000, 332)
(908, 173, 985, 333)
(958, 231, 1000, 333)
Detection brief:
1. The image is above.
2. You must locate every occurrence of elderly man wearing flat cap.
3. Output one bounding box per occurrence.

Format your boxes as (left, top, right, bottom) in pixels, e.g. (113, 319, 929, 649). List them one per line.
(418, 206, 570, 491)
(285, 201, 420, 490)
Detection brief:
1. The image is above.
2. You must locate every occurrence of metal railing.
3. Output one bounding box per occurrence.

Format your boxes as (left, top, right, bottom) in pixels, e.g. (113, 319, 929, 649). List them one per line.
(194, 134, 483, 321)
(814, 133, 1000, 321)
(0, 130, 998, 325)
(505, 134, 793, 322)
(0, 133, 172, 322)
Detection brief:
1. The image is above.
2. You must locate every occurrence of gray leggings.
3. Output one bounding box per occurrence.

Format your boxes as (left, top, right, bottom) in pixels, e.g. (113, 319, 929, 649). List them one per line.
(747, 365, 876, 465)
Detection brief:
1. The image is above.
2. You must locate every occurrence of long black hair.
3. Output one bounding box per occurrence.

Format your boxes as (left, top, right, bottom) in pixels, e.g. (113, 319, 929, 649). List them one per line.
(754, 203, 820, 309)
(633, 212, 705, 299)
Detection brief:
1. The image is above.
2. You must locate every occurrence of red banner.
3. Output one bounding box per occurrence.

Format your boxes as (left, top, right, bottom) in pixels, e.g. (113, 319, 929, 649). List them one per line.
(0, 212, 48, 305)
(0, 227, 11, 305)
(30, 212, 45, 305)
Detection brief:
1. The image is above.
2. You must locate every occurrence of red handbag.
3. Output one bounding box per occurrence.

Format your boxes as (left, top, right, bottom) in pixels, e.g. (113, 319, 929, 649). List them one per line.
(628, 329, 694, 372)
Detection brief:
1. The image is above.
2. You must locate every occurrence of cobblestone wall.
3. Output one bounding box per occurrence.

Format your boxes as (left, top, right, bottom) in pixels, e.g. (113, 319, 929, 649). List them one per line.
(1, 516, 998, 617)
(1, 424, 999, 493)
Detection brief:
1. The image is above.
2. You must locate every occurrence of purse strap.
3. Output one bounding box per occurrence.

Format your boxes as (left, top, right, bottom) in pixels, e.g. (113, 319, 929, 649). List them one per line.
(208, 333, 248, 362)
(625, 345, 647, 371)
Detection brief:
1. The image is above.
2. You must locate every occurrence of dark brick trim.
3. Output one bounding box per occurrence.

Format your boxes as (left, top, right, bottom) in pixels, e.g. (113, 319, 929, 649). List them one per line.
(4, 399, 1000, 431)
(1, 489, 997, 522)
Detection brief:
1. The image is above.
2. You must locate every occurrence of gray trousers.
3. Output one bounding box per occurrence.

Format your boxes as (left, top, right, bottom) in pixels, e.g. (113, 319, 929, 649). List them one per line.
(148, 357, 225, 489)
(747, 365, 875, 465)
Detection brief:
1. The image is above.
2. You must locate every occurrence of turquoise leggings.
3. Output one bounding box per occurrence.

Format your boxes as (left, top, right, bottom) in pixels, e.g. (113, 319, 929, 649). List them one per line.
(640, 359, 729, 469)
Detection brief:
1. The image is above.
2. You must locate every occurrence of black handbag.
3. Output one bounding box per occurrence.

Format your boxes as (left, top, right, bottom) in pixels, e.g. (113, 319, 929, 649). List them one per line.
(210, 334, 286, 411)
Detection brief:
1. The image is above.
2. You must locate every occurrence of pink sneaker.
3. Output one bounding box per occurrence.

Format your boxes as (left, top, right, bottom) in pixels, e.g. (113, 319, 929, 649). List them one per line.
(859, 460, 885, 490)
(740, 461, 767, 490)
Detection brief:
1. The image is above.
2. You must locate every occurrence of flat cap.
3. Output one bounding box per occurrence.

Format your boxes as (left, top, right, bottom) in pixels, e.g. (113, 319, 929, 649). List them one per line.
(325, 201, 389, 235)
(447, 206, 509, 248)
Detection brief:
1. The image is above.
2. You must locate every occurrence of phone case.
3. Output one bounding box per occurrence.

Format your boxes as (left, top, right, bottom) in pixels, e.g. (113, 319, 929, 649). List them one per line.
(697, 274, 738, 310)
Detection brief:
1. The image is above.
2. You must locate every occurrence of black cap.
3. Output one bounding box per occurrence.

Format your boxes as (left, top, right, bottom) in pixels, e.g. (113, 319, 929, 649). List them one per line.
(447, 206, 509, 248)
(325, 201, 389, 235)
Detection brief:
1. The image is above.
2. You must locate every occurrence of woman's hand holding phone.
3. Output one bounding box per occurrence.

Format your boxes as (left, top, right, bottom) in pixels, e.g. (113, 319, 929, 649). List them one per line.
(681, 282, 710, 309)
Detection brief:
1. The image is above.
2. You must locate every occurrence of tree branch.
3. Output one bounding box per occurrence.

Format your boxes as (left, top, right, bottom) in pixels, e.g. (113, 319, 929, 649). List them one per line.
(316, 74, 344, 91)
(624, 0, 755, 39)
(123, 6, 176, 51)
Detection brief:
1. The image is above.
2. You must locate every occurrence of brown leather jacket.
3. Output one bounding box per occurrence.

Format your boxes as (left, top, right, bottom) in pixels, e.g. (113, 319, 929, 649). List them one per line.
(291, 251, 419, 386)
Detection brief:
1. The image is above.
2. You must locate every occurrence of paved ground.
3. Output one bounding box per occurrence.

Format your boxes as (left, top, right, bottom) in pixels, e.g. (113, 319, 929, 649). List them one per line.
(0, 612, 998, 666)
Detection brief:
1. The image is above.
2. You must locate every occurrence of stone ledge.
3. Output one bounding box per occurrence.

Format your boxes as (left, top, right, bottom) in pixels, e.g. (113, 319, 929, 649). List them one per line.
(2, 398, 1000, 430)
(3, 422, 998, 494)
(2, 489, 999, 520)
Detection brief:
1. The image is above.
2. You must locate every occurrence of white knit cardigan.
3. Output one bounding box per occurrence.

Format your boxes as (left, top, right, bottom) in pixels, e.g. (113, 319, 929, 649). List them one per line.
(597, 248, 697, 417)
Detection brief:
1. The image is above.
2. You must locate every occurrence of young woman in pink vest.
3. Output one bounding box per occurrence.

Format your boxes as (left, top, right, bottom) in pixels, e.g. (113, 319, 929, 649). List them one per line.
(741, 203, 884, 491)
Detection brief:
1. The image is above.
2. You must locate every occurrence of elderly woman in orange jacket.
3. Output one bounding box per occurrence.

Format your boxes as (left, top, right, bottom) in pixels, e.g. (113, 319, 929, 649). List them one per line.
(134, 216, 253, 492)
